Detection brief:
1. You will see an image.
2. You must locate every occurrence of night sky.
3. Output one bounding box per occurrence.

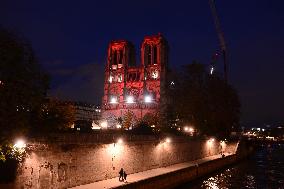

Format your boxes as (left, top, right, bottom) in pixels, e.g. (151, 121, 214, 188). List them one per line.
(1, 1, 284, 127)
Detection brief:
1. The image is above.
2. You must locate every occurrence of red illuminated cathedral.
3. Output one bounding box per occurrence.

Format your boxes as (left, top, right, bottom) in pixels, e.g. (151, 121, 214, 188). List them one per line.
(102, 34, 169, 126)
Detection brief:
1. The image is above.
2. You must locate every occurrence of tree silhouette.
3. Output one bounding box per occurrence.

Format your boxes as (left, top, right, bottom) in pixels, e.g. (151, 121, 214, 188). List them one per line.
(0, 28, 49, 141)
(173, 61, 240, 138)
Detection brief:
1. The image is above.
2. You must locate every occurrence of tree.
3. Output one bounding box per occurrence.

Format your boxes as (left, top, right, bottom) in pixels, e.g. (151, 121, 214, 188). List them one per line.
(122, 110, 136, 129)
(35, 99, 75, 132)
(0, 28, 49, 141)
(141, 113, 159, 128)
(173, 61, 240, 138)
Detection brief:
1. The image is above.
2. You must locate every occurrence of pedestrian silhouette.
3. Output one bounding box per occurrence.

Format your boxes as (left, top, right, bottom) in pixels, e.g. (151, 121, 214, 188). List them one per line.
(123, 171, 127, 182)
(119, 168, 124, 181)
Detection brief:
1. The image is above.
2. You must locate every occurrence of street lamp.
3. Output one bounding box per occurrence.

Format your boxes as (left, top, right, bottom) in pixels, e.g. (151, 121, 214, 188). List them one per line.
(14, 139, 26, 149)
(165, 138, 171, 143)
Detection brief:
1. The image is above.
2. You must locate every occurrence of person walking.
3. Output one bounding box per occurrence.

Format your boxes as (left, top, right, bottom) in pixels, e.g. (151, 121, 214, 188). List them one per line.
(119, 168, 124, 181)
(123, 170, 127, 182)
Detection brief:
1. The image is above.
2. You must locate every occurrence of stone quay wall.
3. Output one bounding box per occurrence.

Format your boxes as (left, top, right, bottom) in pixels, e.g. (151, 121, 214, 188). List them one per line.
(2, 134, 238, 189)
(114, 140, 253, 189)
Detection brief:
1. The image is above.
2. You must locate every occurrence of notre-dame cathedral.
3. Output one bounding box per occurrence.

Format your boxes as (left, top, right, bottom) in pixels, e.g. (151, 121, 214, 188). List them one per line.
(102, 33, 169, 126)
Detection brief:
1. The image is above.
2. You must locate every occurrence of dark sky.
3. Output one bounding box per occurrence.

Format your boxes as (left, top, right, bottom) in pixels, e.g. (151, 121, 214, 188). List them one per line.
(1, 0, 284, 127)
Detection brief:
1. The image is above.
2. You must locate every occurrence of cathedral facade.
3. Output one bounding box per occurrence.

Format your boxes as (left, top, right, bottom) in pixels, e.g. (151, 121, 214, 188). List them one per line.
(102, 34, 169, 126)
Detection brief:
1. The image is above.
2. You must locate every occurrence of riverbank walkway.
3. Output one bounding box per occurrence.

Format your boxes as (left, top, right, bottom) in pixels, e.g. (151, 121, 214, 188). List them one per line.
(70, 153, 231, 189)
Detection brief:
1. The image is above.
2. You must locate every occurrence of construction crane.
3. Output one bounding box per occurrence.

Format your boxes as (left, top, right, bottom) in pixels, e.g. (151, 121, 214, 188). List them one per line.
(209, 0, 228, 82)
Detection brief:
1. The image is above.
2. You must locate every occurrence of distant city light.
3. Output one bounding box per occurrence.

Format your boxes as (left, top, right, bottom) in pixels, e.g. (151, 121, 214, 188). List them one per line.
(126, 96, 134, 104)
(14, 139, 26, 149)
(144, 95, 152, 103)
(184, 126, 194, 133)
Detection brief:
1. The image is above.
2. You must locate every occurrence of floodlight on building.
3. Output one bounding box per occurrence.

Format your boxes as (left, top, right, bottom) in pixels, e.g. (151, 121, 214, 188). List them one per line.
(14, 139, 26, 149)
(110, 97, 118, 104)
(126, 96, 134, 104)
(144, 95, 152, 103)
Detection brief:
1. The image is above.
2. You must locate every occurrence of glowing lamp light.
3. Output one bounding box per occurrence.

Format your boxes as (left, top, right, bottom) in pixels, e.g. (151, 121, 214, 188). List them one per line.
(210, 67, 214, 75)
(116, 124, 122, 129)
(126, 96, 134, 104)
(110, 97, 118, 104)
(14, 139, 26, 149)
(207, 138, 215, 144)
(100, 121, 108, 129)
(144, 95, 152, 103)
(188, 127, 194, 132)
(184, 126, 189, 132)
(165, 138, 171, 143)
(117, 138, 123, 144)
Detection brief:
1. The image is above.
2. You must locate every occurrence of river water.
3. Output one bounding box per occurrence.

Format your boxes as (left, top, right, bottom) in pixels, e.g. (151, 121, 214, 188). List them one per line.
(178, 144, 284, 189)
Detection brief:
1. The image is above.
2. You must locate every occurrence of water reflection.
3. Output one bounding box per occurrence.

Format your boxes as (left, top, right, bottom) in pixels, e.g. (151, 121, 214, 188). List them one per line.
(178, 144, 284, 189)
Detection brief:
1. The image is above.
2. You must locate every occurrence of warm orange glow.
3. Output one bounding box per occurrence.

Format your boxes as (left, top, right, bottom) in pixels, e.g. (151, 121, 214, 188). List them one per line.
(14, 139, 26, 149)
(207, 138, 215, 146)
(100, 121, 108, 128)
(117, 138, 123, 144)
(165, 138, 171, 143)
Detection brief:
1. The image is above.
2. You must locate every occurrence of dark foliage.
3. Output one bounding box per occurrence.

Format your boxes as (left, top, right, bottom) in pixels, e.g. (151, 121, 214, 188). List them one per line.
(131, 121, 155, 135)
(0, 28, 49, 141)
(171, 61, 241, 138)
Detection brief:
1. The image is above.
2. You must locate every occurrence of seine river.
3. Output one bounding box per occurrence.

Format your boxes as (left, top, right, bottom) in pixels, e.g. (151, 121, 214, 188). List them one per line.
(178, 144, 284, 189)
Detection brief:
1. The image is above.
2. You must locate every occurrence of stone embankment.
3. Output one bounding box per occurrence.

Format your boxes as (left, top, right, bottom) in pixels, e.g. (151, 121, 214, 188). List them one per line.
(71, 140, 252, 189)
(0, 134, 245, 189)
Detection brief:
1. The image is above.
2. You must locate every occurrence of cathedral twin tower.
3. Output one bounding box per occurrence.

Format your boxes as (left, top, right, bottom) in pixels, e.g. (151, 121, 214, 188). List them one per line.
(102, 33, 169, 125)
